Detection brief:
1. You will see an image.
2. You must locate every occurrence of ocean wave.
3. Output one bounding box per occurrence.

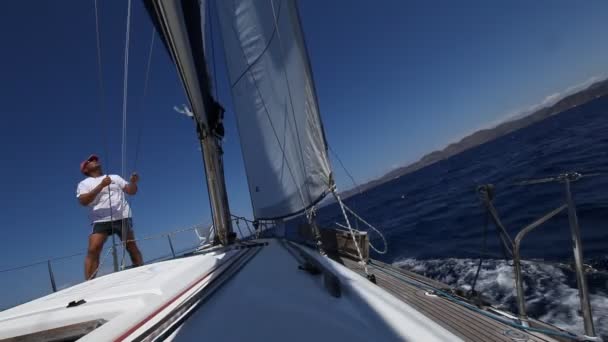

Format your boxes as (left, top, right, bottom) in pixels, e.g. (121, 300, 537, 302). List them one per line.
(394, 257, 608, 339)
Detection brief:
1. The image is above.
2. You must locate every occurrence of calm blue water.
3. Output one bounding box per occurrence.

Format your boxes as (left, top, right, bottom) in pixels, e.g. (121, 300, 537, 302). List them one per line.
(308, 95, 608, 338)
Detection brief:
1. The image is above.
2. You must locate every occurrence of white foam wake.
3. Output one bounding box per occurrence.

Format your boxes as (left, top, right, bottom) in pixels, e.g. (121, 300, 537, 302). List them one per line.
(394, 258, 608, 339)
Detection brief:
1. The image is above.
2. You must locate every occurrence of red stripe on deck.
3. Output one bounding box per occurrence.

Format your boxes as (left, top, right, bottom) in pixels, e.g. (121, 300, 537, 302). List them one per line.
(114, 250, 242, 341)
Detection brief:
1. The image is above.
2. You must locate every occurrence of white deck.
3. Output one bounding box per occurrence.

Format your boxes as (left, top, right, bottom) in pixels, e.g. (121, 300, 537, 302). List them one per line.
(0, 240, 462, 341)
(0, 249, 233, 341)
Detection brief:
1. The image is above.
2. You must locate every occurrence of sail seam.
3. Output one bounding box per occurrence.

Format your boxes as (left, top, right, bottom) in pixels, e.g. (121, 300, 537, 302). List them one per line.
(228, 0, 283, 89)
(225, 0, 309, 214)
(269, 0, 313, 204)
(243, 67, 309, 213)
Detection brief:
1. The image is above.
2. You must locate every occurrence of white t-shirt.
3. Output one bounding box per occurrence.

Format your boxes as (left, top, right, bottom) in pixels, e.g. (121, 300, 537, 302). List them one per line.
(76, 175, 132, 224)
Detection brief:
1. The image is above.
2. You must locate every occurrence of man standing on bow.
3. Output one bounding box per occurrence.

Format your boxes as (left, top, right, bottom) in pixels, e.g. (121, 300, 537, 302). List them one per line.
(76, 154, 144, 279)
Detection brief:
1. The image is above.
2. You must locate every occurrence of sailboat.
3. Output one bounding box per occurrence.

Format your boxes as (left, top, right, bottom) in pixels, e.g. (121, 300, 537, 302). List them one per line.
(0, 0, 601, 341)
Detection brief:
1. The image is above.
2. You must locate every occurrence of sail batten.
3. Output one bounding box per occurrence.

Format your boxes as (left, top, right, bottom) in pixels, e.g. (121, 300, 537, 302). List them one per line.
(216, 0, 332, 220)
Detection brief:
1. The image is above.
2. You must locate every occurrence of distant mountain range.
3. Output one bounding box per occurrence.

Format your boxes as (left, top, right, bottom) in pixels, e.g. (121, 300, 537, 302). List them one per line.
(341, 78, 608, 199)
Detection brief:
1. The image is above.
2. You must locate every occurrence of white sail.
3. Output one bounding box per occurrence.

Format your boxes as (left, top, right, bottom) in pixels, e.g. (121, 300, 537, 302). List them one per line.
(215, 0, 332, 220)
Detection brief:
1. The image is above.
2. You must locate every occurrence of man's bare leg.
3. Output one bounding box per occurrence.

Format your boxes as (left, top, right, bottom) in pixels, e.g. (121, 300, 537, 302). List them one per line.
(124, 230, 144, 267)
(85, 233, 108, 280)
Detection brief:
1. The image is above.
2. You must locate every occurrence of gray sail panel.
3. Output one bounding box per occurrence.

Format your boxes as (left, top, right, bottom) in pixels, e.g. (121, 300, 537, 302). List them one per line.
(215, 0, 332, 219)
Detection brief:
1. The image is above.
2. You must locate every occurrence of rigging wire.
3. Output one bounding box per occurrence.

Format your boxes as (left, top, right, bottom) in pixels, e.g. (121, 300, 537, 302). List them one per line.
(93, 0, 119, 272)
(328, 144, 362, 230)
(207, 0, 219, 99)
(327, 145, 388, 254)
(335, 202, 388, 255)
(93, 0, 109, 164)
(123, 28, 157, 259)
(121, 28, 156, 269)
(328, 145, 360, 193)
(121, 0, 132, 183)
(120, 0, 133, 270)
(132, 28, 156, 172)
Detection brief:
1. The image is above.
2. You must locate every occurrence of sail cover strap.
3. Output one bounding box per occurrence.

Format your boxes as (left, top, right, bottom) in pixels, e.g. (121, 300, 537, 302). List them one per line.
(215, 0, 332, 220)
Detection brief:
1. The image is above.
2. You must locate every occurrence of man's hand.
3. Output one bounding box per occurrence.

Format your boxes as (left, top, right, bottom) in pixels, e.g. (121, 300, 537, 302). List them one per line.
(125, 172, 139, 195)
(101, 176, 112, 188)
(79, 176, 111, 206)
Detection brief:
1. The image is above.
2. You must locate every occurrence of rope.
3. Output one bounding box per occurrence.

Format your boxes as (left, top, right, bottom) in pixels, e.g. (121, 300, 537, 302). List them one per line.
(339, 203, 388, 255)
(234, 220, 244, 239)
(327, 144, 365, 231)
(330, 188, 371, 276)
(120, 0, 133, 270)
(470, 211, 489, 295)
(243, 220, 254, 237)
(304, 206, 327, 255)
(230, 214, 255, 223)
(114, 27, 155, 270)
(230, 214, 255, 238)
(106, 185, 118, 272)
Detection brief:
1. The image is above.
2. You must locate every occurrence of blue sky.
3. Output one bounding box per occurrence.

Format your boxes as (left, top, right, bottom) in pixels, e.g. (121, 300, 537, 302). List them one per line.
(0, 0, 607, 304)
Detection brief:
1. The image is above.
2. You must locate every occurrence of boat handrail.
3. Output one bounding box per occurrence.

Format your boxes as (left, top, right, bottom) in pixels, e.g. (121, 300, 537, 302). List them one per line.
(478, 171, 598, 339)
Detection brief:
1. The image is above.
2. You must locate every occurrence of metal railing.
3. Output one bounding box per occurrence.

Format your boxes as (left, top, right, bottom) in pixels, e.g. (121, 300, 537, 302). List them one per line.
(0, 224, 208, 310)
(0, 216, 277, 310)
(478, 172, 597, 338)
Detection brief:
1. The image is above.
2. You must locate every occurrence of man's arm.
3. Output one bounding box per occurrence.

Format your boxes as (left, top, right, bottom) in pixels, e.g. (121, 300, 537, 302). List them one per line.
(123, 173, 139, 195)
(78, 176, 111, 206)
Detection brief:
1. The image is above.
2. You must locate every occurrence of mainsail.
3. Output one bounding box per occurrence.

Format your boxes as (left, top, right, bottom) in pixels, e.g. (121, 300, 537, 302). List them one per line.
(215, 0, 332, 220)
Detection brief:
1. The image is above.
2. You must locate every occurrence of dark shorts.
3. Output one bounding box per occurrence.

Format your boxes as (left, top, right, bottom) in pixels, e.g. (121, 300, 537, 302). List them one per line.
(92, 218, 133, 240)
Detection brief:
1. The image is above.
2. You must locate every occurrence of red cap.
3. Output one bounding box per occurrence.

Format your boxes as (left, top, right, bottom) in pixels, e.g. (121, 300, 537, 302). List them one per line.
(80, 154, 99, 175)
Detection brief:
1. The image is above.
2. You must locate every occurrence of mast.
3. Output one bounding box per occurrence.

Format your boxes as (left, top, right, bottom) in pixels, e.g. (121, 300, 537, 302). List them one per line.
(144, 0, 233, 245)
(198, 114, 234, 246)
